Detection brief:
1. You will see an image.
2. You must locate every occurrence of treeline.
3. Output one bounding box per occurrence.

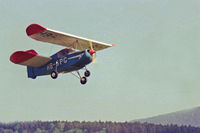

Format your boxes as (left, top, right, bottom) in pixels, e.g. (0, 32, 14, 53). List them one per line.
(0, 121, 200, 133)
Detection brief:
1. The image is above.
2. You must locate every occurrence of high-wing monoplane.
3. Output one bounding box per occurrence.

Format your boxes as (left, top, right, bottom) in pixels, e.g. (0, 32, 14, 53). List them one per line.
(10, 24, 114, 84)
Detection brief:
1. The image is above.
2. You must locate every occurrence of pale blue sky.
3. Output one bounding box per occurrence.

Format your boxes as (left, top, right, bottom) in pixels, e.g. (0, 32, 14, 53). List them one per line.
(0, 0, 200, 122)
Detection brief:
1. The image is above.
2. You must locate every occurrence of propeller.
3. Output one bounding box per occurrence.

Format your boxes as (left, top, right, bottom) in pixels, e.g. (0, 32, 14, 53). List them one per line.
(89, 41, 96, 63)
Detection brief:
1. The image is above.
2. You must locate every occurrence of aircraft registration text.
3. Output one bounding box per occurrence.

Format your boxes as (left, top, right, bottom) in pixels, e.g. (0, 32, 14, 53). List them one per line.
(47, 57, 67, 70)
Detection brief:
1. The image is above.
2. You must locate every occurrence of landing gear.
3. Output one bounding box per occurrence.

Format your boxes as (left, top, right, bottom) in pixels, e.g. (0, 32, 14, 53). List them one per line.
(70, 67, 91, 84)
(84, 70, 90, 77)
(77, 71, 88, 85)
(79, 70, 90, 84)
(51, 71, 58, 79)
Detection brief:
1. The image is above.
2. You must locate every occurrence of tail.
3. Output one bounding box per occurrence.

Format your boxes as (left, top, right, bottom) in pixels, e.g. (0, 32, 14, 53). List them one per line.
(27, 66, 37, 79)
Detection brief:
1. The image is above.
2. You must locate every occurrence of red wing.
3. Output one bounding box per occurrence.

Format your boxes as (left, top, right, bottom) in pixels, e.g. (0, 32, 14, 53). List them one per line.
(10, 49, 52, 67)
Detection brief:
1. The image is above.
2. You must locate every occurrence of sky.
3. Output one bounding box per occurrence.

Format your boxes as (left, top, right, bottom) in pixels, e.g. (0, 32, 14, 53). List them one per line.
(0, 0, 200, 122)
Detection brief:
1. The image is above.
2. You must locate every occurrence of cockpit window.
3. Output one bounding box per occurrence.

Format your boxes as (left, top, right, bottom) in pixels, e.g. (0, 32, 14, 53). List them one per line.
(57, 48, 74, 57)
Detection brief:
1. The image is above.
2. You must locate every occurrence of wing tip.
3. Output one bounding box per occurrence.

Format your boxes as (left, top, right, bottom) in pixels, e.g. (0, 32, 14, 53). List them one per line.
(10, 49, 38, 64)
(26, 24, 47, 36)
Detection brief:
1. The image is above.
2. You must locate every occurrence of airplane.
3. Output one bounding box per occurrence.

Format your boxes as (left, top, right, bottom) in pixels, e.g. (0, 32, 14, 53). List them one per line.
(10, 24, 115, 84)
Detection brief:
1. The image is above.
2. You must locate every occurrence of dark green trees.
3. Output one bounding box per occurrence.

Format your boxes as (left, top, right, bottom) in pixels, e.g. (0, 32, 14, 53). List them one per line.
(0, 121, 199, 133)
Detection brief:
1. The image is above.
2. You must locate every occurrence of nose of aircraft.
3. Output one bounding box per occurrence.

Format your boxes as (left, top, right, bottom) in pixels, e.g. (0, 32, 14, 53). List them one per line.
(89, 49, 95, 55)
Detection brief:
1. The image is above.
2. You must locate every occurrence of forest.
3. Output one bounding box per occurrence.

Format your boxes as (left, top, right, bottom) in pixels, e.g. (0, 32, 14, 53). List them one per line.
(0, 121, 200, 133)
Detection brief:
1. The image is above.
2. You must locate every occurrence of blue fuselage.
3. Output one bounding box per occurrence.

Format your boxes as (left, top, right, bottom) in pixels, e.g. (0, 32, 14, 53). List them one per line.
(27, 50, 92, 78)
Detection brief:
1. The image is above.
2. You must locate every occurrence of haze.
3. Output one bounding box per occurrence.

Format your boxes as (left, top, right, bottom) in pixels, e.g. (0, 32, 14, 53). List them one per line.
(0, 0, 200, 122)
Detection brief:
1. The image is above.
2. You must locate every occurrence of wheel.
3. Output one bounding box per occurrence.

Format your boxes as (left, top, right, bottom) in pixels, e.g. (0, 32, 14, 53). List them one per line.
(80, 77, 87, 84)
(84, 70, 90, 77)
(51, 71, 58, 79)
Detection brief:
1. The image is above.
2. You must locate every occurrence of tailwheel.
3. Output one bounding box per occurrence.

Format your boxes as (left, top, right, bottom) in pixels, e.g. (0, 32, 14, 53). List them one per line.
(31, 76, 37, 79)
(84, 70, 90, 77)
(80, 77, 87, 85)
(51, 71, 58, 79)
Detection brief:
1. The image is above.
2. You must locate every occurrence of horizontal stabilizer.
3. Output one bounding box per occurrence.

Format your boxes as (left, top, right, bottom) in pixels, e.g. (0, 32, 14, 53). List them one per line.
(26, 24, 115, 51)
(10, 49, 52, 67)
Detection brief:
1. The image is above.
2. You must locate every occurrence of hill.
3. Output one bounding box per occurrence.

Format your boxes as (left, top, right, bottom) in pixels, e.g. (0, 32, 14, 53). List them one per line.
(132, 106, 200, 127)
